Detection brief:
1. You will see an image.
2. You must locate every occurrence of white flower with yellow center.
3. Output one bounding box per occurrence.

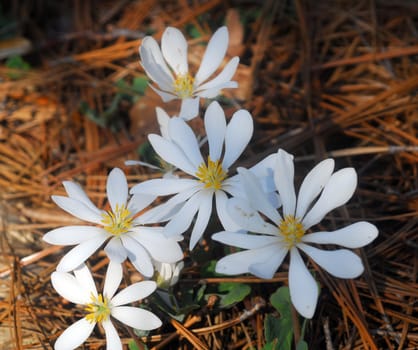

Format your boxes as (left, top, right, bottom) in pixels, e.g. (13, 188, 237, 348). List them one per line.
(43, 168, 183, 277)
(51, 262, 161, 350)
(212, 149, 378, 319)
(139, 26, 239, 119)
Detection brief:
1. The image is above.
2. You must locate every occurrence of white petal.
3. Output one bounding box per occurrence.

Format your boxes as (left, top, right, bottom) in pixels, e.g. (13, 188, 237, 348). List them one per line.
(205, 101, 226, 161)
(62, 181, 102, 215)
(148, 134, 197, 176)
(107, 168, 128, 212)
(56, 236, 108, 272)
(156, 107, 171, 138)
(288, 248, 318, 319)
(194, 27, 228, 85)
(248, 153, 277, 193)
(274, 149, 296, 217)
(54, 318, 95, 350)
(302, 221, 378, 248)
(103, 261, 123, 300)
(226, 197, 278, 235)
(222, 109, 253, 170)
(43, 226, 104, 245)
(105, 237, 128, 263)
(111, 306, 162, 330)
(73, 263, 97, 298)
(51, 271, 90, 305)
(128, 193, 157, 214)
(149, 83, 177, 102)
(111, 281, 157, 307)
(298, 243, 364, 278)
(249, 245, 288, 279)
(102, 319, 122, 350)
(195, 81, 238, 98)
(52, 195, 103, 224)
(212, 231, 279, 249)
(302, 168, 357, 229)
(189, 191, 213, 249)
(161, 27, 188, 75)
(196, 57, 239, 92)
(178, 97, 200, 120)
(215, 190, 242, 232)
(296, 159, 335, 219)
(131, 178, 198, 196)
(122, 235, 154, 277)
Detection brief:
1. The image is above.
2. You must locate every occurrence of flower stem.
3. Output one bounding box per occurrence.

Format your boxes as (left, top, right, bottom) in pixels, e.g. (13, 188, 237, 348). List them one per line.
(291, 303, 301, 347)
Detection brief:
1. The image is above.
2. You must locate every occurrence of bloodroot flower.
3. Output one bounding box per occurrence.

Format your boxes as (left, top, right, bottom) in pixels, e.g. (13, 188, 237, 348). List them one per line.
(139, 26, 239, 119)
(43, 168, 183, 277)
(212, 149, 378, 318)
(51, 262, 161, 350)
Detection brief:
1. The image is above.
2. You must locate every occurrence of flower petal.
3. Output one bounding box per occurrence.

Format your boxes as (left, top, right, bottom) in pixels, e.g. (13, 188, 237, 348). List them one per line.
(156, 107, 171, 138)
(149, 83, 177, 102)
(111, 281, 157, 307)
(302, 168, 357, 229)
(205, 101, 226, 161)
(196, 57, 239, 92)
(302, 221, 378, 248)
(103, 261, 123, 300)
(128, 193, 157, 214)
(212, 231, 279, 249)
(62, 181, 101, 215)
(288, 248, 318, 319)
(189, 190, 213, 249)
(195, 81, 238, 98)
(51, 271, 90, 305)
(298, 243, 364, 278)
(296, 159, 335, 219)
(43, 226, 104, 245)
(122, 235, 154, 277)
(248, 153, 277, 193)
(111, 306, 162, 330)
(178, 97, 200, 120)
(222, 109, 253, 170)
(274, 149, 296, 217)
(107, 168, 128, 212)
(52, 195, 103, 224)
(215, 190, 242, 232)
(73, 263, 97, 298)
(131, 177, 198, 196)
(102, 319, 122, 350)
(161, 27, 188, 75)
(249, 245, 288, 279)
(54, 318, 95, 350)
(194, 27, 228, 86)
(105, 237, 128, 263)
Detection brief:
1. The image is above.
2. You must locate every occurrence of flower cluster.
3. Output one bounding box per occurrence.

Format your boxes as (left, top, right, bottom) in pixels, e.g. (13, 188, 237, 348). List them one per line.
(44, 25, 378, 349)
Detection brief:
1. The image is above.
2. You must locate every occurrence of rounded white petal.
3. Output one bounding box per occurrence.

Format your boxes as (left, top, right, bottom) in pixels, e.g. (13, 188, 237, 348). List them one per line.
(189, 191, 213, 249)
(249, 245, 288, 279)
(302, 168, 358, 229)
(156, 107, 171, 138)
(149, 83, 177, 102)
(123, 235, 154, 277)
(196, 56, 239, 92)
(54, 317, 95, 350)
(107, 168, 128, 212)
(128, 193, 157, 214)
(195, 81, 238, 98)
(296, 159, 335, 219)
(274, 149, 296, 217)
(178, 97, 200, 120)
(298, 243, 364, 278)
(105, 237, 128, 263)
(148, 134, 197, 176)
(62, 181, 101, 215)
(131, 178, 198, 196)
(111, 306, 162, 330)
(288, 248, 318, 319)
(56, 236, 108, 272)
(222, 109, 253, 170)
(52, 195, 103, 224)
(205, 101, 226, 161)
(215, 190, 242, 232)
(161, 27, 188, 75)
(302, 221, 378, 248)
(103, 261, 123, 300)
(51, 271, 90, 305)
(102, 319, 122, 350)
(111, 281, 157, 307)
(194, 26, 228, 86)
(43, 226, 104, 245)
(73, 263, 97, 298)
(212, 231, 279, 249)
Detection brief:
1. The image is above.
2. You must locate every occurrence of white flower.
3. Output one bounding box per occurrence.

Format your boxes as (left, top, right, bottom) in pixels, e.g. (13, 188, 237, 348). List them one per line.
(212, 149, 378, 319)
(139, 26, 239, 119)
(153, 261, 184, 289)
(51, 262, 161, 350)
(43, 168, 183, 277)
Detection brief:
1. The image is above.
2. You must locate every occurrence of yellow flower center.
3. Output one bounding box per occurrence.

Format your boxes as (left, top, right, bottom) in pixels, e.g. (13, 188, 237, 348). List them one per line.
(173, 73, 195, 98)
(85, 293, 111, 324)
(101, 204, 133, 236)
(195, 157, 227, 190)
(278, 215, 305, 248)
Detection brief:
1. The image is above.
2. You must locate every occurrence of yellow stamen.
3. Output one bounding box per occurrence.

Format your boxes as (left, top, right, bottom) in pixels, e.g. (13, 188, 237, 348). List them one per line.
(278, 215, 305, 248)
(101, 204, 133, 236)
(173, 73, 194, 98)
(195, 157, 227, 190)
(85, 293, 111, 324)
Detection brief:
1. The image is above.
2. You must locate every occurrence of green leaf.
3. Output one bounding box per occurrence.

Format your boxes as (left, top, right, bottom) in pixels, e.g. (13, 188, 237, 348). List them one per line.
(132, 76, 149, 95)
(128, 340, 149, 350)
(296, 340, 308, 350)
(264, 313, 281, 344)
(5, 55, 31, 79)
(218, 282, 251, 308)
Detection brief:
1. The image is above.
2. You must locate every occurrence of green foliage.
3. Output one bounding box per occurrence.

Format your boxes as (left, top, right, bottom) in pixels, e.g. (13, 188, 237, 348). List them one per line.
(5, 55, 31, 79)
(218, 282, 251, 308)
(128, 340, 149, 350)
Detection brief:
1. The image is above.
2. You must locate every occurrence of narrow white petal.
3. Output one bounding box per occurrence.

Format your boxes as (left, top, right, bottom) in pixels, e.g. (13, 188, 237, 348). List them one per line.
(194, 27, 228, 85)
(111, 306, 162, 330)
(102, 319, 122, 350)
(43, 226, 104, 245)
(51, 271, 90, 304)
(195, 81, 238, 98)
(161, 27, 188, 75)
(111, 281, 157, 307)
(52, 195, 103, 224)
(298, 243, 364, 278)
(131, 178, 198, 196)
(73, 263, 97, 298)
(296, 159, 335, 219)
(54, 318, 95, 350)
(302, 221, 378, 248)
(169, 117, 203, 168)
(128, 193, 157, 214)
(122, 235, 154, 277)
(302, 168, 358, 229)
(149, 84, 177, 102)
(178, 97, 200, 120)
(222, 109, 253, 170)
(205, 101, 226, 161)
(189, 191, 213, 250)
(56, 236, 108, 272)
(105, 237, 128, 263)
(215, 190, 242, 232)
(249, 245, 288, 279)
(107, 168, 128, 212)
(212, 231, 279, 249)
(288, 248, 318, 319)
(156, 107, 171, 138)
(196, 57, 239, 92)
(62, 181, 101, 215)
(103, 261, 123, 300)
(274, 149, 296, 216)
(148, 134, 197, 176)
